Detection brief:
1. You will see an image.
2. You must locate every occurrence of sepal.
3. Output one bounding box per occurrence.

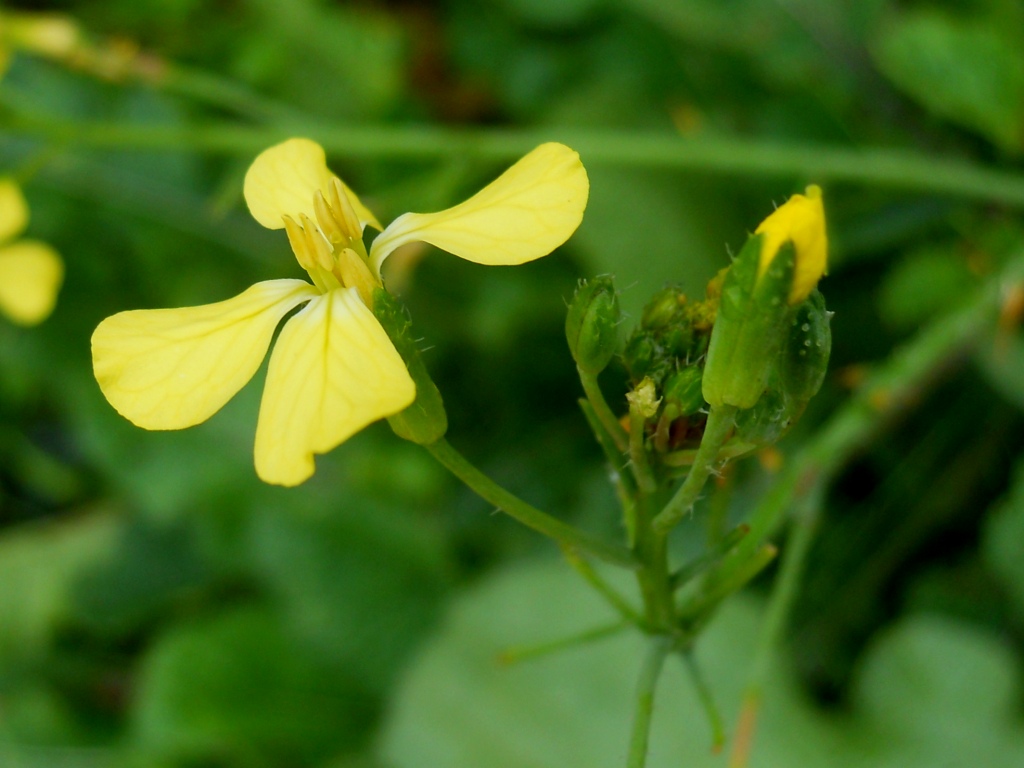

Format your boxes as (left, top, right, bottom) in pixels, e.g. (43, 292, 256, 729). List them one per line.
(372, 288, 449, 445)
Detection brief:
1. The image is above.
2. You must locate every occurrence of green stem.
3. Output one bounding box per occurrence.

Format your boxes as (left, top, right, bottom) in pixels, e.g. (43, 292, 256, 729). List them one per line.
(728, 486, 823, 768)
(8, 114, 1024, 206)
(561, 546, 645, 626)
(627, 635, 672, 768)
(157, 63, 308, 125)
(633, 493, 674, 629)
(498, 619, 629, 665)
(681, 650, 726, 753)
(426, 439, 637, 569)
(653, 405, 737, 534)
(628, 403, 658, 495)
(677, 543, 778, 627)
(579, 399, 638, 544)
(579, 367, 628, 453)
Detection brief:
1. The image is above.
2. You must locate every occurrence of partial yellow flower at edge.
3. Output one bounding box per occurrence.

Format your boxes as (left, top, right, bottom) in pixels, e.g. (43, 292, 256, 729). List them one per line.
(754, 184, 827, 305)
(92, 138, 589, 487)
(0, 178, 63, 326)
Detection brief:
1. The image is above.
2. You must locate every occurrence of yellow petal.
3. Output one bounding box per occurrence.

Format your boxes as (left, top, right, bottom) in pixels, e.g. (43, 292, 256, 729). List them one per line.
(0, 240, 63, 325)
(0, 177, 29, 242)
(254, 287, 415, 486)
(755, 185, 827, 304)
(92, 280, 318, 430)
(369, 142, 589, 272)
(243, 137, 381, 231)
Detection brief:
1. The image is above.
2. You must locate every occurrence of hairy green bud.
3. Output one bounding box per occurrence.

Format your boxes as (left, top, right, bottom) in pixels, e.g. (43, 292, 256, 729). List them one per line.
(566, 276, 620, 375)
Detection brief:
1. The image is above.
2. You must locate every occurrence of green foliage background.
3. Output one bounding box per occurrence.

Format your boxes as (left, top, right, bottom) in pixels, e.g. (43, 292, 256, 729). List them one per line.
(2, 0, 1024, 766)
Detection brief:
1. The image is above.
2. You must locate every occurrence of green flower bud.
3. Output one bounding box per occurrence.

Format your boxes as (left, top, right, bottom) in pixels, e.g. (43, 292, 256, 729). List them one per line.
(702, 236, 796, 409)
(623, 331, 656, 382)
(662, 366, 705, 418)
(372, 289, 448, 445)
(733, 385, 793, 447)
(641, 286, 685, 330)
(779, 289, 832, 404)
(702, 186, 829, 410)
(566, 276, 620, 375)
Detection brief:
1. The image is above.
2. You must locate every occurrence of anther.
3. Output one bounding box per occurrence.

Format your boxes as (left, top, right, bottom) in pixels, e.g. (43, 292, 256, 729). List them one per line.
(313, 190, 345, 245)
(299, 213, 335, 272)
(329, 177, 364, 242)
(283, 216, 316, 271)
(336, 247, 380, 307)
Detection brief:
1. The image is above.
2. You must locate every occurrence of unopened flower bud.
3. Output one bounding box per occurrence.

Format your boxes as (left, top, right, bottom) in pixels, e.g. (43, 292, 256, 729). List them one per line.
(641, 286, 685, 330)
(702, 186, 828, 410)
(566, 276, 620, 375)
(733, 386, 792, 447)
(662, 367, 705, 418)
(778, 288, 832, 404)
(372, 289, 448, 445)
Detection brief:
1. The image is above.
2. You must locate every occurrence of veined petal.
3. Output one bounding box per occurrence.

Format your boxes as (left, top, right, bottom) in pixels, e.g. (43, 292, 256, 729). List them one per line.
(254, 287, 415, 486)
(92, 279, 318, 430)
(243, 138, 381, 231)
(369, 142, 589, 272)
(0, 177, 29, 242)
(0, 240, 63, 325)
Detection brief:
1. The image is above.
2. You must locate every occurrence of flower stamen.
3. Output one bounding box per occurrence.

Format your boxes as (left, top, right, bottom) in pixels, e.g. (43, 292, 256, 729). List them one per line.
(283, 215, 317, 271)
(329, 178, 363, 242)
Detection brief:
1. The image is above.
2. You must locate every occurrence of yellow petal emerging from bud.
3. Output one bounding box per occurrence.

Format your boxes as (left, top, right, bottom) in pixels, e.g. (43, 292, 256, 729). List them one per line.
(253, 288, 415, 486)
(0, 241, 63, 325)
(0, 178, 29, 242)
(369, 142, 589, 273)
(243, 138, 381, 231)
(91, 280, 318, 430)
(754, 184, 827, 304)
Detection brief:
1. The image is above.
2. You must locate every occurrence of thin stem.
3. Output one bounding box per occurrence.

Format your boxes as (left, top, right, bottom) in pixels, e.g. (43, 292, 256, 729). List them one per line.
(728, 486, 823, 768)
(426, 438, 638, 569)
(498, 619, 629, 665)
(633, 493, 674, 630)
(681, 650, 726, 753)
(670, 523, 749, 591)
(653, 405, 737, 535)
(9, 114, 1024, 206)
(677, 543, 778, 627)
(579, 367, 629, 453)
(628, 403, 658, 495)
(627, 635, 672, 768)
(561, 546, 646, 626)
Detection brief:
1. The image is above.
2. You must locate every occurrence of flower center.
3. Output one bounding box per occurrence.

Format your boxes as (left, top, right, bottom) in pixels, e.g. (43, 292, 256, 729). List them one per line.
(282, 177, 381, 306)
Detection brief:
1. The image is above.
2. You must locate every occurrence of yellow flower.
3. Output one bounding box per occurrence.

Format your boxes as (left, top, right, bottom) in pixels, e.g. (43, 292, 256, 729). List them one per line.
(0, 178, 63, 326)
(92, 138, 589, 486)
(754, 184, 827, 304)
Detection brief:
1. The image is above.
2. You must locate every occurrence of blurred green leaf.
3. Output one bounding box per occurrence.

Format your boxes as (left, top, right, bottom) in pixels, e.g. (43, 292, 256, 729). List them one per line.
(380, 558, 1024, 767)
(0, 512, 119, 663)
(132, 606, 373, 765)
(247, 496, 451, 697)
(872, 11, 1024, 153)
